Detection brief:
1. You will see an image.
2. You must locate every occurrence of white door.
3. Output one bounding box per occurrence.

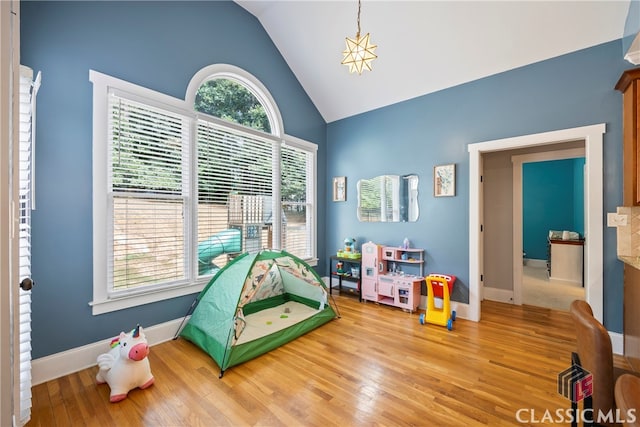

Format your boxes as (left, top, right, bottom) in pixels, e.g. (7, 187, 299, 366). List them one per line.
(13, 65, 39, 427)
(1, 2, 29, 426)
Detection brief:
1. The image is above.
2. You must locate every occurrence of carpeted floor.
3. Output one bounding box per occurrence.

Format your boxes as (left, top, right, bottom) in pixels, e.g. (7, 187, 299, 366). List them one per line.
(522, 264, 584, 311)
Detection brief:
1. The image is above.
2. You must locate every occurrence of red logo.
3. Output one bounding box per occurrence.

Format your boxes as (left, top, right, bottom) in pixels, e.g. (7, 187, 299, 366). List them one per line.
(572, 374, 593, 402)
(558, 363, 593, 402)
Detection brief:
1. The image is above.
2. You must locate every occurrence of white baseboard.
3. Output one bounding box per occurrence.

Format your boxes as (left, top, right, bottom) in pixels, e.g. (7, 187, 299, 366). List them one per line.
(524, 258, 547, 268)
(450, 301, 470, 320)
(610, 331, 623, 355)
(31, 317, 186, 386)
(417, 295, 470, 320)
(483, 287, 514, 304)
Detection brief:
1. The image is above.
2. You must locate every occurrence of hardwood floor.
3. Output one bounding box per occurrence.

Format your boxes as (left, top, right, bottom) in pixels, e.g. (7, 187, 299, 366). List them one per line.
(28, 296, 629, 426)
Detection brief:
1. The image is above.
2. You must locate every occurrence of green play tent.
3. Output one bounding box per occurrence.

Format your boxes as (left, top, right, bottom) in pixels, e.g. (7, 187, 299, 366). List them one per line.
(180, 249, 338, 376)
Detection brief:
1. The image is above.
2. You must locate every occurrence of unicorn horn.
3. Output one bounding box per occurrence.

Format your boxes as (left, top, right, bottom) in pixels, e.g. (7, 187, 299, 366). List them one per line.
(133, 324, 140, 338)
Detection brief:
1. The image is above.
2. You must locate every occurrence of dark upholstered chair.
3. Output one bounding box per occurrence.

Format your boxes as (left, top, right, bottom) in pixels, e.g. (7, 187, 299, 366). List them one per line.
(615, 374, 640, 427)
(570, 299, 615, 426)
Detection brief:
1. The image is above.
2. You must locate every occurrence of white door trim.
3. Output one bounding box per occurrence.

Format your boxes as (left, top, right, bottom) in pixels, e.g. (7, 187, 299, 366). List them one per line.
(468, 124, 605, 323)
(0, 2, 13, 423)
(1, 1, 19, 425)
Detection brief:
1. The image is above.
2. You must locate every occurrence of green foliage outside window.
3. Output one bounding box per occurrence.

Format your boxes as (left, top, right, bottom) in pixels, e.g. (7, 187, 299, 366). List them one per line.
(195, 79, 270, 133)
(195, 78, 306, 205)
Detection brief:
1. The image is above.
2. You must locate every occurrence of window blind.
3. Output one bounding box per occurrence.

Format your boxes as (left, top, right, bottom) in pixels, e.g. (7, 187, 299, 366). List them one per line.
(16, 64, 39, 427)
(281, 144, 311, 258)
(108, 93, 190, 293)
(90, 69, 317, 313)
(196, 119, 274, 268)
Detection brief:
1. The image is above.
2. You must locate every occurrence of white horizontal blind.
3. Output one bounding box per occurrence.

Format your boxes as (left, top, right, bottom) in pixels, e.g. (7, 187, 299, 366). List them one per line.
(16, 65, 38, 427)
(91, 70, 317, 313)
(196, 119, 273, 270)
(389, 175, 400, 222)
(357, 175, 397, 222)
(357, 175, 381, 222)
(382, 177, 396, 222)
(281, 144, 311, 258)
(108, 93, 190, 293)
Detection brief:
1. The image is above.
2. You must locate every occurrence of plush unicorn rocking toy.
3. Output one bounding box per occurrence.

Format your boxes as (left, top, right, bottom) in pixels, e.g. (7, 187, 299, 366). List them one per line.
(96, 324, 154, 403)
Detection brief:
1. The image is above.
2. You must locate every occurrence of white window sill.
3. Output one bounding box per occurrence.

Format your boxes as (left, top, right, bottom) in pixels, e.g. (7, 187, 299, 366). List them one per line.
(90, 282, 205, 315)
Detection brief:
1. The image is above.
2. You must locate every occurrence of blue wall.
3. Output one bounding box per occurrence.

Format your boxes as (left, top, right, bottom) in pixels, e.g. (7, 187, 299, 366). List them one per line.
(523, 158, 585, 260)
(327, 40, 630, 332)
(21, 1, 634, 358)
(20, 1, 327, 358)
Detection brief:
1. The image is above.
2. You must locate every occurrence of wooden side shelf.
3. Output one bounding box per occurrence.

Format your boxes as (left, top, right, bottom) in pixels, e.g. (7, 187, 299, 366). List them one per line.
(328, 255, 361, 301)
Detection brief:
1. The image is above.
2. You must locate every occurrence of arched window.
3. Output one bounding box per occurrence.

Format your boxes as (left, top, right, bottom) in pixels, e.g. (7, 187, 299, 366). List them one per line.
(186, 64, 283, 136)
(90, 65, 316, 314)
(195, 79, 270, 133)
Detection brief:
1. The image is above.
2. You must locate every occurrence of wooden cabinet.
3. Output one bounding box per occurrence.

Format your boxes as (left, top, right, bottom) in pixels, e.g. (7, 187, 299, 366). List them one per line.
(617, 67, 640, 372)
(615, 68, 640, 206)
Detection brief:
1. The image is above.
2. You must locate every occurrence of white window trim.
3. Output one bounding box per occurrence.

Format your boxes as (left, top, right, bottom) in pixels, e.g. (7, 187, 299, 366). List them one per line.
(89, 68, 317, 315)
(283, 133, 318, 265)
(89, 70, 203, 315)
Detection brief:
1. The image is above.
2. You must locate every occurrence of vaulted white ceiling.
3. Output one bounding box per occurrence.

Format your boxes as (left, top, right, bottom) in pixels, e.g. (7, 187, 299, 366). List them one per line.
(236, 0, 631, 123)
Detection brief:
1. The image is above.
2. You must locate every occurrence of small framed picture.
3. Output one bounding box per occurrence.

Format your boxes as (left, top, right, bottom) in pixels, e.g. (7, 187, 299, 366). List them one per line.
(434, 164, 455, 197)
(333, 176, 346, 202)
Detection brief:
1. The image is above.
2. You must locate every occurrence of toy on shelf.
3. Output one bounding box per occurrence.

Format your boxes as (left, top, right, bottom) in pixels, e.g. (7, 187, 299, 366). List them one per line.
(419, 274, 457, 331)
(344, 237, 355, 253)
(337, 237, 361, 259)
(402, 237, 410, 249)
(96, 325, 155, 403)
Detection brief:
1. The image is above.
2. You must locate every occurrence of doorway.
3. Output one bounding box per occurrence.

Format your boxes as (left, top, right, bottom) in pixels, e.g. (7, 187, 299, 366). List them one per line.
(468, 124, 605, 323)
(513, 149, 586, 310)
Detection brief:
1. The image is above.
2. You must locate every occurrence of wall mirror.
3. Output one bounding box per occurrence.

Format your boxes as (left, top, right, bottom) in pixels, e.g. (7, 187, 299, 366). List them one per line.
(357, 174, 419, 222)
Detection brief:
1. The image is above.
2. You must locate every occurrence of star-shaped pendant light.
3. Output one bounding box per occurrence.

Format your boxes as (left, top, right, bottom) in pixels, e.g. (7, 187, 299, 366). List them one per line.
(341, 0, 377, 75)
